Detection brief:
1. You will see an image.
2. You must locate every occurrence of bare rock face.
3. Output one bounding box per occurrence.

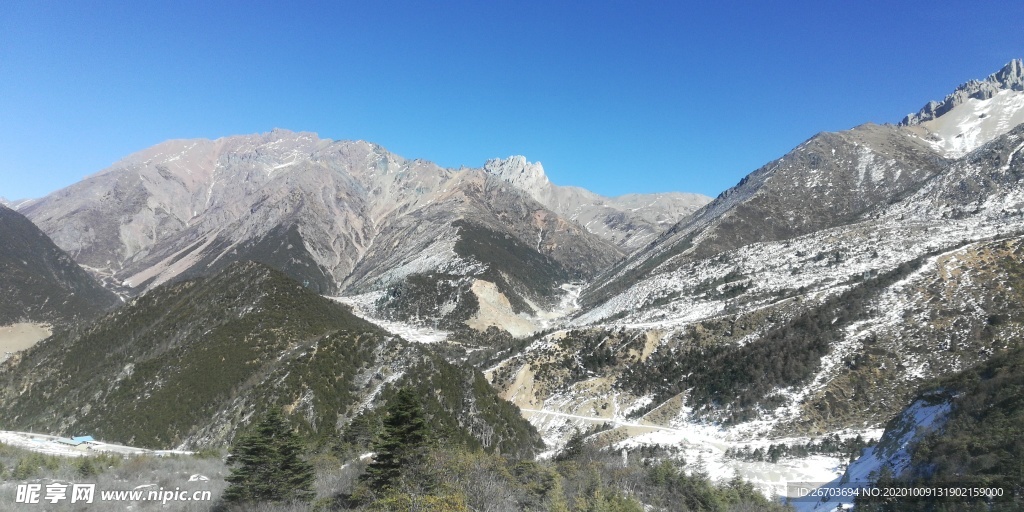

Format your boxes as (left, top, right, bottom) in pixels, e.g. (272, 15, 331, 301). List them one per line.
(902, 59, 1024, 126)
(483, 156, 711, 249)
(482, 156, 551, 198)
(22, 131, 628, 316)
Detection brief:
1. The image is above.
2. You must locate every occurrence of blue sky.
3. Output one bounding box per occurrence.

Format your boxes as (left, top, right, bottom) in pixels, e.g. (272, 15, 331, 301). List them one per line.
(1, 1, 1022, 201)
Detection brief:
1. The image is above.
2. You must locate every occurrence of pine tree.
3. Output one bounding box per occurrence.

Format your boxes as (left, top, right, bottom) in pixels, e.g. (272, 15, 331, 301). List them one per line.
(361, 387, 431, 491)
(555, 428, 587, 461)
(223, 408, 314, 504)
(76, 457, 98, 478)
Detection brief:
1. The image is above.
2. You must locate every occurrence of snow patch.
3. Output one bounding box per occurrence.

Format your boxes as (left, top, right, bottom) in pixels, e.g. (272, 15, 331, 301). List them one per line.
(918, 89, 1024, 157)
(790, 397, 951, 511)
(330, 293, 448, 344)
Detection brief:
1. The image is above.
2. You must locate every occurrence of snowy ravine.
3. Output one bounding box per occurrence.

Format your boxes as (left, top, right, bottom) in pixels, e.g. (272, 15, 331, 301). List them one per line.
(522, 405, 883, 502)
(789, 396, 952, 511)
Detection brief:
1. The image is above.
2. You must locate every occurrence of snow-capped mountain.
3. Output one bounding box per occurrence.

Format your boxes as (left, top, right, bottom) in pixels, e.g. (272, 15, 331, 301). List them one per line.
(902, 58, 1024, 157)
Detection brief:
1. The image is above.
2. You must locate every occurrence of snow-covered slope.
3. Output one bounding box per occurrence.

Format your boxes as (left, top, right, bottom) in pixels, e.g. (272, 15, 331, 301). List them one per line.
(510, 124, 1024, 437)
(909, 88, 1024, 158)
(789, 396, 951, 511)
(582, 122, 948, 309)
(483, 59, 1024, 502)
(903, 59, 1024, 157)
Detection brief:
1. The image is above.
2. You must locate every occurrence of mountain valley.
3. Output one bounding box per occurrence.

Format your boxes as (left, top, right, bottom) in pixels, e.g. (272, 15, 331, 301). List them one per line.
(2, 59, 1024, 509)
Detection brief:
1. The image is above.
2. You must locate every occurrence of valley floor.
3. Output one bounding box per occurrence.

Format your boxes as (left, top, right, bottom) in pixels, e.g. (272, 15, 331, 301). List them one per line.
(0, 430, 191, 458)
(524, 405, 883, 502)
(330, 290, 888, 503)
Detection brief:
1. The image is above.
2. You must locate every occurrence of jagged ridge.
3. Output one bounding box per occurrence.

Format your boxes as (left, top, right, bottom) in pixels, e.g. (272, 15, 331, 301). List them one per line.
(901, 59, 1024, 126)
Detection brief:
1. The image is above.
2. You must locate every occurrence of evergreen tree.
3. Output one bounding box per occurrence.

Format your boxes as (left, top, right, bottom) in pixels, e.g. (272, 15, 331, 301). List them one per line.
(223, 409, 314, 504)
(76, 457, 98, 478)
(555, 428, 588, 462)
(362, 387, 432, 490)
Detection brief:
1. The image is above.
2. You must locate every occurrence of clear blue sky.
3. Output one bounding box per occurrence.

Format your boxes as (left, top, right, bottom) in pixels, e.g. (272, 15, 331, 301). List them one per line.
(1, 1, 1022, 201)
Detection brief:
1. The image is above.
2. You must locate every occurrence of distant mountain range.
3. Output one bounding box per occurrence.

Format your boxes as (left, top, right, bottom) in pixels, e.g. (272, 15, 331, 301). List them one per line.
(18, 134, 707, 330)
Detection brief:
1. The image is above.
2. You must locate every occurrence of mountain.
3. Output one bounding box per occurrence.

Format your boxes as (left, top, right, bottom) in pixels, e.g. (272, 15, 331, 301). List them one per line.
(8, 56, 1024, 505)
(0, 197, 36, 210)
(582, 122, 948, 308)
(585, 59, 1024, 309)
(901, 59, 1024, 157)
(0, 261, 542, 457)
(0, 204, 118, 328)
(483, 156, 710, 249)
(22, 132, 708, 331)
(485, 59, 1024, 451)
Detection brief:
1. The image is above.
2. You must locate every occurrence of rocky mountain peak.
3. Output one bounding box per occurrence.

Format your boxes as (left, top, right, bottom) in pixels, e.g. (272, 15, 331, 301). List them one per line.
(901, 58, 1024, 126)
(265, 127, 309, 138)
(483, 156, 550, 196)
(992, 58, 1024, 89)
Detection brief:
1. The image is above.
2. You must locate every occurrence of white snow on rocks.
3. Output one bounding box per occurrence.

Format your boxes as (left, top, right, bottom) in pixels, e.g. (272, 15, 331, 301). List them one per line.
(916, 89, 1024, 158)
(790, 397, 951, 511)
(330, 293, 449, 344)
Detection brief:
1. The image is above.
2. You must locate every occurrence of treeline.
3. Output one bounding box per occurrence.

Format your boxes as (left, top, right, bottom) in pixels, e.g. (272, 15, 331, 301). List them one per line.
(725, 433, 874, 463)
(222, 390, 793, 511)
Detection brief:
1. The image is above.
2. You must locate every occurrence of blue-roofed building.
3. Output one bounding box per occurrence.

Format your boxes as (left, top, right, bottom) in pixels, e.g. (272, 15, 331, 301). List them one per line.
(56, 435, 96, 446)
